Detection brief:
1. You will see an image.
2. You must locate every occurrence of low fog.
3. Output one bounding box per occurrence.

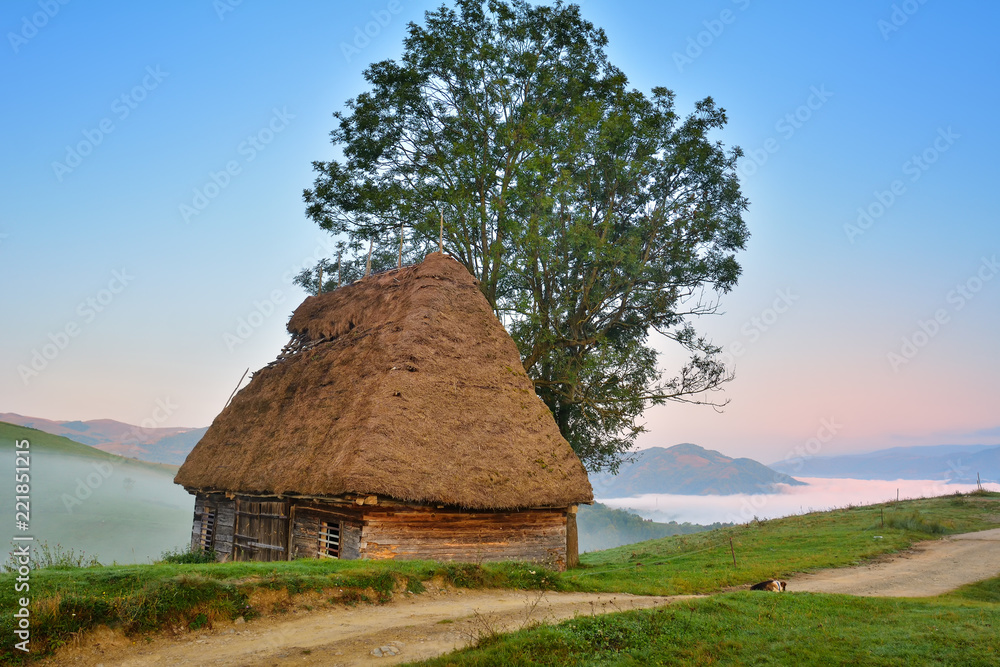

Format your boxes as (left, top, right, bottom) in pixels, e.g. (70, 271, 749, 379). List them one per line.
(1, 449, 192, 565)
(600, 477, 1000, 526)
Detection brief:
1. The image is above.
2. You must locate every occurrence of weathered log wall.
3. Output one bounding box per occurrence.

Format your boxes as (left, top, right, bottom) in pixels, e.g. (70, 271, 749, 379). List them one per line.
(191, 493, 236, 560)
(190, 494, 573, 569)
(290, 503, 363, 560)
(233, 499, 289, 562)
(358, 505, 569, 570)
(215, 498, 236, 558)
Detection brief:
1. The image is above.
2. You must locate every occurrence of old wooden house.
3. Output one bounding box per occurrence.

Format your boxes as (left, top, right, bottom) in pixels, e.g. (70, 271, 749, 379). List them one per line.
(174, 252, 593, 570)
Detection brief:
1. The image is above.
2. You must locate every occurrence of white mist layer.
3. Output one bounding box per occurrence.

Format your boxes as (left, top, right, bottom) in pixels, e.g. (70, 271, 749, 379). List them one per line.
(598, 477, 1000, 525)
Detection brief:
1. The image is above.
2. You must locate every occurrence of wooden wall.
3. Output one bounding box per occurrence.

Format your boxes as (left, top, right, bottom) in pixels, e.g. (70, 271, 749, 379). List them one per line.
(358, 505, 569, 570)
(290, 503, 363, 560)
(191, 494, 572, 570)
(216, 499, 236, 558)
(191, 493, 235, 560)
(233, 499, 289, 562)
(189, 496, 205, 553)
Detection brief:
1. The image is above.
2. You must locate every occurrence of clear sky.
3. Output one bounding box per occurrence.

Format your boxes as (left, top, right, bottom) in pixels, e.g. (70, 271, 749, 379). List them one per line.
(3, 0, 998, 466)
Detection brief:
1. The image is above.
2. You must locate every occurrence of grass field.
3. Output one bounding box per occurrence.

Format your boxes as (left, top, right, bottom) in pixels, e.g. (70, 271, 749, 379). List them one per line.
(1, 492, 997, 664)
(414, 492, 1000, 666)
(414, 578, 1000, 666)
(565, 492, 1000, 596)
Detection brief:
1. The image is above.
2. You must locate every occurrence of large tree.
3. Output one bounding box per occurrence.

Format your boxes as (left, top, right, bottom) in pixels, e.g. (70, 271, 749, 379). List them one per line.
(301, 0, 749, 472)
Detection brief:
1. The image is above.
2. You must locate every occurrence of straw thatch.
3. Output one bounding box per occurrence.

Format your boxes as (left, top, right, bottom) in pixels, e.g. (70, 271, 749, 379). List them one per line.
(175, 252, 593, 510)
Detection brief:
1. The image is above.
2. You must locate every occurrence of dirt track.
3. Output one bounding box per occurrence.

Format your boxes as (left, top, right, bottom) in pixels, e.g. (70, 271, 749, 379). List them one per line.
(787, 527, 1000, 597)
(48, 589, 680, 667)
(48, 528, 1000, 666)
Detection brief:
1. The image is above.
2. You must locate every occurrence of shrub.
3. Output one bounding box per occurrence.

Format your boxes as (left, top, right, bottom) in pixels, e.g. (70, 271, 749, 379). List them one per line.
(159, 547, 218, 564)
(884, 511, 947, 534)
(3, 541, 100, 572)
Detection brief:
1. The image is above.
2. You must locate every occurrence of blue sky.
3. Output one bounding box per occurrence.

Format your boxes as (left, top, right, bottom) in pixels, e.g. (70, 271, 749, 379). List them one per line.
(2, 0, 998, 465)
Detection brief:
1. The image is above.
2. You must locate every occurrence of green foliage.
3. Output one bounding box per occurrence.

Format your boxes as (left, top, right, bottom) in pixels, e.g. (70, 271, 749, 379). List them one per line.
(0, 572, 253, 661)
(881, 510, 948, 534)
(158, 547, 218, 564)
(301, 0, 748, 471)
(442, 561, 559, 590)
(438, 563, 497, 589)
(0, 557, 561, 663)
(2, 541, 101, 573)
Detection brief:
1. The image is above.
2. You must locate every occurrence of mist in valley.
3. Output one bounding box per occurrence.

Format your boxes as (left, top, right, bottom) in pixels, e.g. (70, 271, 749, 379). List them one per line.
(2, 448, 192, 566)
(600, 477, 1000, 526)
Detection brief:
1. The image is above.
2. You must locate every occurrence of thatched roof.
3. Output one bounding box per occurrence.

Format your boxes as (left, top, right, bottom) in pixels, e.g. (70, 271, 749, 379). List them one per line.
(175, 252, 593, 510)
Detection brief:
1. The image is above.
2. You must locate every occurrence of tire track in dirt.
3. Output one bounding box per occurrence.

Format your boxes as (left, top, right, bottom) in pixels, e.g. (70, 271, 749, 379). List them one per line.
(787, 528, 1000, 597)
(46, 590, 685, 666)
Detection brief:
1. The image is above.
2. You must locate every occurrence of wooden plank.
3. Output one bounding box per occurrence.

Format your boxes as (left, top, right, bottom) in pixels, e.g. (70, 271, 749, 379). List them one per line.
(341, 523, 362, 560)
(283, 501, 567, 566)
(230, 497, 290, 562)
(566, 509, 579, 568)
(357, 507, 567, 568)
(214, 500, 236, 560)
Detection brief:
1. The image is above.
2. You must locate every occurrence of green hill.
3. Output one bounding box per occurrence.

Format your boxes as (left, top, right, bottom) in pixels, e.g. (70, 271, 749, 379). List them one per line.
(0, 421, 179, 472)
(0, 422, 193, 564)
(0, 412, 206, 465)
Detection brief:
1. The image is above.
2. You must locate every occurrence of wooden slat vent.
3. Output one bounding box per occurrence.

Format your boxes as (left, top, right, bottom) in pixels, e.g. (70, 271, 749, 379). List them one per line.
(320, 520, 341, 559)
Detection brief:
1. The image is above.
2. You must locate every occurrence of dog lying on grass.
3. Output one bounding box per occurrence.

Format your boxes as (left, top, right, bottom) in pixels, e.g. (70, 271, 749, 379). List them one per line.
(750, 579, 787, 592)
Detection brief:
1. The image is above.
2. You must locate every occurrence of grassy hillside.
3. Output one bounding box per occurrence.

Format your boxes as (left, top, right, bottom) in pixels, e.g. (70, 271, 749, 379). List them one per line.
(0, 413, 206, 465)
(421, 491, 1000, 665)
(1, 492, 996, 664)
(415, 578, 1000, 666)
(0, 422, 193, 565)
(0, 421, 177, 472)
(567, 492, 1000, 595)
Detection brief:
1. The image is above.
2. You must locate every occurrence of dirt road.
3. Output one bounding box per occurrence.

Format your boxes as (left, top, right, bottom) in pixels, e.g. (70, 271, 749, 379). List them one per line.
(788, 527, 1000, 597)
(49, 589, 681, 667)
(48, 528, 1000, 666)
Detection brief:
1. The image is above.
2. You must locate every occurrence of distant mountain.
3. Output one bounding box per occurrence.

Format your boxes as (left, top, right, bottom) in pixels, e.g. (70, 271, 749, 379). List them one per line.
(770, 444, 1000, 483)
(590, 443, 806, 497)
(0, 413, 206, 465)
